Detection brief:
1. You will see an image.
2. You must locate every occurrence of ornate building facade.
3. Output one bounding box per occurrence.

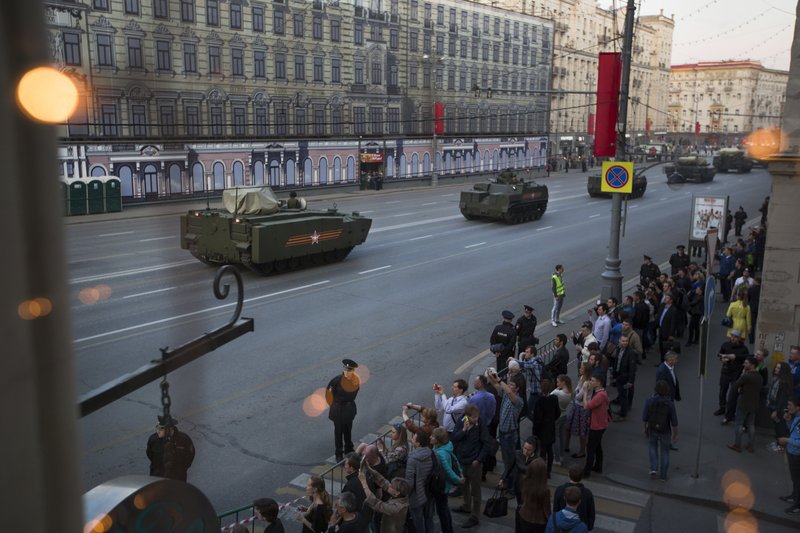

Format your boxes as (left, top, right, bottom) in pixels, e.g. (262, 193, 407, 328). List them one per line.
(667, 60, 788, 146)
(46, 0, 553, 200)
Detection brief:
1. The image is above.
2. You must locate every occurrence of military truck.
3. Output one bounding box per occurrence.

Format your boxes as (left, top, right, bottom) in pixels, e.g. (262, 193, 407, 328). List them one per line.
(459, 169, 549, 224)
(180, 187, 372, 275)
(663, 154, 717, 183)
(713, 148, 754, 173)
(587, 170, 648, 198)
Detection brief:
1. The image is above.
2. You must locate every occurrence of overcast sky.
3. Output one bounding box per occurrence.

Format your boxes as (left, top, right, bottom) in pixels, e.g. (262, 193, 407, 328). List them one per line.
(634, 0, 796, 70)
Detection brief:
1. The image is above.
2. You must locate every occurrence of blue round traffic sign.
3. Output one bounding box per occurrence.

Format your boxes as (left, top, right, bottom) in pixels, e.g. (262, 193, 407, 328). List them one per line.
(605, 165, 630, 189)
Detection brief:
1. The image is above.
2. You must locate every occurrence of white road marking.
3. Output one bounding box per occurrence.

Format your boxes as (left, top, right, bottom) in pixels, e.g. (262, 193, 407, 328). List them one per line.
(69, 260, 197, 284)
(660, 197, 668, 200)
(359, 210, 374, 214)
(385, 200, 401, 204)
(122, 287, 177, 299)
(371, 215, 462, 233)
(359, 265, 392, 274)
(392, 212, 415, 217)
(421, 202, 438, 206)
(589, 214, 601, 218)
(536, 225, 553, 231)
(440, 193, 456, 197)
(73, 280, 330, 343)
(455, 349, 490, 374)
(408, 234, 433, 241)
(629, 204, 639, 208)
(98, 231, 134, 237)
(139, 236, 173, 242)
(464, 242, 486, 249)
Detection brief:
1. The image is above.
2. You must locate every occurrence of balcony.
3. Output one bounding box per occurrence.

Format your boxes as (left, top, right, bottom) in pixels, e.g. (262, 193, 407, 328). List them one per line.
(387, 86, 402, 95)
(350, 83, 366, 93)
(424, 19, 433, 29)
(368, 11, 387, 22)
(312, 0, 323, 11)
(450, 23, 458, 33)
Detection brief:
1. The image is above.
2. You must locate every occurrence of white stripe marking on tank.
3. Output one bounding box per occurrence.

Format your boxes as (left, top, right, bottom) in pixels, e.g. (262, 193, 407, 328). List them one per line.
(359, 265, 392, 274)
(122, 287, 177, 299)
(98, 231, 134, 237)
(464, 242, 485, 249)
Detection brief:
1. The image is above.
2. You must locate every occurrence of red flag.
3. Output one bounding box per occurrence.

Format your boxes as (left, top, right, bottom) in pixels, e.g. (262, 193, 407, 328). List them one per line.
(695, 121, 701, 135)
(588, 112, 595, 136)
(594, 53, 622, 158)
(645, 117, 651, 137)
(434, 102, 445, 135)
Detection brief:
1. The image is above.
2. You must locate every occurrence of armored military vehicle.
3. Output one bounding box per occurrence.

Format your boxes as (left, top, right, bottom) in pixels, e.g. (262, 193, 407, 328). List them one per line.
(459, 170, 548, 224)
(713, 148, 754, 173)
(180, 187, 372, 275)
(663, 154, 716, 183)
(587, 170, 648, 198)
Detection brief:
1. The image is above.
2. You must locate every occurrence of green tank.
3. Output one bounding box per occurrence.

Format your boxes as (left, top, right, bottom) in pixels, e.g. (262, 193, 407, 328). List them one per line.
(663, 154, 716, 183)
(459, 170, 549, 224)
(713, 148, 753, 173)
(180, 187, 372, 275)
(587, 171, 647, 198)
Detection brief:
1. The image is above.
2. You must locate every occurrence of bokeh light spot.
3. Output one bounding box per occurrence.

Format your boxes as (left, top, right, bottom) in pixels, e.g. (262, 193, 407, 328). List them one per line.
(16, 66, 78, 123)
(724, 481, 754, 510)
(724, 508, 758, 533)
(721, 469, 750, 491)
(745, 127, 785, 160)
(17, 297, 53, 320)
(303, 387, 329, 417)
(79, 287, 101, 305)
(34, 297, 53, 315)
(96, 284, 112, 300)
(133, 493, 147, 510)
(342, 373, 361, 392)
(83, 513, 113, 533)
(355, 364, 371, 384)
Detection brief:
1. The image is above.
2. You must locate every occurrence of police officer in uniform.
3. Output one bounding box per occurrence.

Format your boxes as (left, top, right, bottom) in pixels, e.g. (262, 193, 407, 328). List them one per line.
(491, 310, 517, 373)
(147, 415, 196, 481)
(669, 245, 690, 276)
(516, 305, 538, 355)
(639, 254, 660, 287)
(326, 359, 361, 462)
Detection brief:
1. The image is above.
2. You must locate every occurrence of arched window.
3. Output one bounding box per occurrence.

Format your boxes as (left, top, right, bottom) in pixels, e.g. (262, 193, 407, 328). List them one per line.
(286, 159, 296, 185)
(444, 152, 452, 173)
(501, 150, 508, 169)
(269, 160, 280, 186)
(168, 163, 182, 195)
(386, 155, 394, 178)
(346, 156, 355, 182)
(483, 150, 490, 171)
(422, 153, 430, 174)
(143, 164, 158, 196)
(192, 162, 205, 192)
(304, 158, 313, 185)
(465, 152, 473, 173)
(435, 152, 442, 174)
(119, 165, 134, 196)
(399, 154, 407, 177)
(492, 150, 499, 170)
(233, 161, 244, 186)
(253, 160, 264, 185)
(333, 156, 342, 183)
(90, 165, 106, 177)
(213, 162, 225, 190)
(319, 157, 329, 184)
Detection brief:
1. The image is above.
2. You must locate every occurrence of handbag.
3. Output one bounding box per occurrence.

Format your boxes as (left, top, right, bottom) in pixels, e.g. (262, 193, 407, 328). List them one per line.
(721, 317, 734, 327)
(483, 488, 508, 518)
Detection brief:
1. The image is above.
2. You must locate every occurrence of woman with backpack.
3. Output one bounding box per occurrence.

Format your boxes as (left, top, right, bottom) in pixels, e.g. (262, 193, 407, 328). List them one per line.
(431, 427, 461, 533)
(642, 380, 679, 481)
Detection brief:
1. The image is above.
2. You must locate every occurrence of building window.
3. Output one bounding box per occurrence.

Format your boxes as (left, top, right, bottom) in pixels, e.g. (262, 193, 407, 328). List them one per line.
(423, 34, 431, 53)
(208, 45, 221, 74)
(410, 0, 418, 20)
(390, 28, 398, 49)
(274, 10, 284, 34)
(232, 48, 244, 76)
(210, 105, 224, 136)
(354, 61, 363, 84)
(330, 19, 340, 41)
(294, 55, 305, 80)
(460, 38, 467, 58)
(125, 0, 140, 15)
(230, 2, 242, 29)
(254, 50, 266, 78)
(459, 71, 466, 91)
(153, 0, 169, 18)
(436, 35, 444, 55)
(369, 106, 382, 134)
(313, 16, 323, 39)
(206, 0, 219, 26)
(93, 0, 109, 10)
(293, 14, 304, 37)
(371, 61, 381, 85)
(183, 43, 197, 72)
(127, 38, 143, 69)
(423, 3, 431, 22)
(422, 66, 430, 89)
(101, 103, 118, 136)
(436, 5, 444, 25)
(409, 68, 417, 87)
(160, 104, 176, 136)
(185, 105, 200, 135)
(409, 31, 418, 52)
(233, 106, 247, 135)
(313, 56, 323, 81)
(156, 40, 171, 71)
(331, 106, 342, 135)
(275, 105, 287, 136)
(131, 104, 147, 136)
(388, 108, 399, 134)
(181, 0, 195, 22)
(63, 33, 82, 66)
(354, 22, 363, 45)
(295, 108, 306, 135)
(493, 44, 499, 62)
(275, 53, 286, 79)
(255, 107, 268, 136)
(96, 34, 114, 66)
(353, 107, 365, 134)
(252, 5, 264, 31)
(331, 58, 341, 82)
(314, 106, 325, 136)
(389, 64, 398, 86)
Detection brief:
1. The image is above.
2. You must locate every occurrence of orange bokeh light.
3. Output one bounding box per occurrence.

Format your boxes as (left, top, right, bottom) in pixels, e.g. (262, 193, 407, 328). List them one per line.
(303, 387, 329, 417)
(83, 514, 113, 533)
(724, 509, 758, 533)
(745, 128, 785, 160)
(721, 469, 750, 491)
(355, 364, 371, 384)
(723, 481, 754, 510)
(17, 297, 53, 320)
(16, 66, 78, 123)
(79, 285, 113, 305)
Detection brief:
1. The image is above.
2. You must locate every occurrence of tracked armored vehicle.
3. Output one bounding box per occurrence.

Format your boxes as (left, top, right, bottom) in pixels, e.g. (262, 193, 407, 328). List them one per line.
(459, 170, 549, 224)
(587, 170, 648, 198)
(713, 148, 753, 173)
(663, 154, 716, 183)
(180, 187, 372, 275)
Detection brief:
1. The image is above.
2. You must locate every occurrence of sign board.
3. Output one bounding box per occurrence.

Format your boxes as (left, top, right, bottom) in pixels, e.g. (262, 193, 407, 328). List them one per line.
(690, 195, 728, 242)
(600, 161, 634, 194)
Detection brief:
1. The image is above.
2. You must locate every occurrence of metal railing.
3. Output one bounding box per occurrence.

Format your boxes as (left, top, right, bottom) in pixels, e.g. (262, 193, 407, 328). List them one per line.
(217, 336, 556, 530)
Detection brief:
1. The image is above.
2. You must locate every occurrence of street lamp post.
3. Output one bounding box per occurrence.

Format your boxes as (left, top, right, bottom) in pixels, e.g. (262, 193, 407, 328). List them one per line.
(424, 54, 443, 187)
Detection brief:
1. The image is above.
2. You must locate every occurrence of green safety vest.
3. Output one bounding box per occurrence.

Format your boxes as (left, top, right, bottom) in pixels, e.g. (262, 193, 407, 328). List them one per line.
(552, 273, 565, 296)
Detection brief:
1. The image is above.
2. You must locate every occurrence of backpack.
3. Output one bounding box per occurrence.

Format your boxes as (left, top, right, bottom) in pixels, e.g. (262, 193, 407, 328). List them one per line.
(647, 398, 671, 433)
(425, 450, 446, 497)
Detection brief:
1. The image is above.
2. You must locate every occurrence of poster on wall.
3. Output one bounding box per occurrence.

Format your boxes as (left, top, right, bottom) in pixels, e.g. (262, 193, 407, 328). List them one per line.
(690, 195, 728, 242)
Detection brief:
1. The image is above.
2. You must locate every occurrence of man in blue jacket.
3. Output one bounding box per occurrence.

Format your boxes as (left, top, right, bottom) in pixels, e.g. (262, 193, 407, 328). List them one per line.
(718, 247, 737, 302)
(545, 486, 589, 533)
(777, 399, 800, 515)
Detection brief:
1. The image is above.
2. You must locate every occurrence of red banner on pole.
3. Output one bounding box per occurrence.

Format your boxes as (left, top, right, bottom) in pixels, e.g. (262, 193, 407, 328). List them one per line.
(645, 117, 651, 137)
(434, 102, 445, 135)
(594, 53, 621, 158)
(588, 112, 595, 136)
(695, 121, 701, 135)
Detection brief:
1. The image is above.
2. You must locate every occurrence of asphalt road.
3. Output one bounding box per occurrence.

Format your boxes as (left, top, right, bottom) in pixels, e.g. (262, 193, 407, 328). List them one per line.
(68, 167, 771, 512)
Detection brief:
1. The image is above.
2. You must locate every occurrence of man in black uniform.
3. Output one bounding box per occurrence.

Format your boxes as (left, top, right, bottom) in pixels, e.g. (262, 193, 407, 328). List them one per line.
(147, 415, 196, 481)
(639, 255, 660, 287)
(490, 310, 517, 373)
(326, 359, 361, 462)
(668, 245, 690, 276)
(733, 206, 748, 236)
(714, 331, 750, 424)
(515, 305, 538, 354)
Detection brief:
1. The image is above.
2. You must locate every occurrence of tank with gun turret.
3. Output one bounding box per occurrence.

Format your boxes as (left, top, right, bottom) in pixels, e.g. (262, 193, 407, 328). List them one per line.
(459, 169, 549, 224)
(713, 148, 754, 173)
(663, 154, 716, 183)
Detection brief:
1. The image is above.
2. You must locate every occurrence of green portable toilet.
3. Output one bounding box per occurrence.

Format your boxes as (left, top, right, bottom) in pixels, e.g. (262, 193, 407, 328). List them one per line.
(60, 181, 68, 215)
(68, 180, 87, 216)
(104, 177, 122, 212)
(87, 179, 105, 214)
